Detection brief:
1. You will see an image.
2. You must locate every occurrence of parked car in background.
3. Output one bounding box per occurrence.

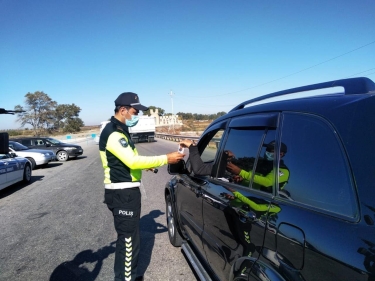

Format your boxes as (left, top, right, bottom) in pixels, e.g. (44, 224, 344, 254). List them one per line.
(8, 141, 55, 169)
(0, 153, 32, 191)
(0, 135, 32, 191)
(11, 137, 83, 162)
(165, 77, 375, 281)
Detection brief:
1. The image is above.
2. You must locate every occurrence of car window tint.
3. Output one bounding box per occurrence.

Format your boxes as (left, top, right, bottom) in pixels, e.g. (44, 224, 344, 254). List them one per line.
(20, 140, 31, 146)
(220, 127, 276, 193)
(9, 142, 28, 150)
(279, 112, 357, 218)
(46, 138, 60, 144)
(200, 129, 225, 163)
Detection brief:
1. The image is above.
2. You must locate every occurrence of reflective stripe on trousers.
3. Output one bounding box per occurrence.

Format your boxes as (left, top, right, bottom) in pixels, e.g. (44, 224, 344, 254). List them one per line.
(104, 188, 141, 281)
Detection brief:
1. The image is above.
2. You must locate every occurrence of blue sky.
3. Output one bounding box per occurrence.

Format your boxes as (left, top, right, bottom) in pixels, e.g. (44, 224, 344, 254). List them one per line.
(1, 0, 374, 130)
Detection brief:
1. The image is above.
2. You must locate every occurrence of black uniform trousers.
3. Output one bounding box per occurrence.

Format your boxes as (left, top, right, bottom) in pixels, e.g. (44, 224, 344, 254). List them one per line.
(104, 187, 141, 281)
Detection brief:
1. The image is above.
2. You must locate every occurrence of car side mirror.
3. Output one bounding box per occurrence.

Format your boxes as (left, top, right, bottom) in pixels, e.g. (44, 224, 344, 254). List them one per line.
(46, 143, 51, 147)
(10, 152, 17, 158)
(168, 160, 188, 175)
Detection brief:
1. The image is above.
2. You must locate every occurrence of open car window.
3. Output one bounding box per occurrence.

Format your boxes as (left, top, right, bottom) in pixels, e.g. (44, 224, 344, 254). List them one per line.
(200, 129, 225, 163)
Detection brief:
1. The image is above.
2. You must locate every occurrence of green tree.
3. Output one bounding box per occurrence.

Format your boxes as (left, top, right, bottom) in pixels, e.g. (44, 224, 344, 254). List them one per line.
(63, 117, 84, 133)
(176, 111, 227, 121)
(54, 104, 84, 133)
(14, 91, 57, 135)
(143, 106, 165, 116)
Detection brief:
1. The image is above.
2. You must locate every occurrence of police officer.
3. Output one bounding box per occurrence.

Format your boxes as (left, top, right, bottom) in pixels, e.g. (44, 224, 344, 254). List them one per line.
(99, 92, 184, 281)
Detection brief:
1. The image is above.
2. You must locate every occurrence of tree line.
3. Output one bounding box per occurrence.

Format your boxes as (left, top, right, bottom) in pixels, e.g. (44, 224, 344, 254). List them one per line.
(14, 91, 84, 136)
(175, 112, 227, 120)
(13, 92, 226, 136)
(143, 106, 227, 121)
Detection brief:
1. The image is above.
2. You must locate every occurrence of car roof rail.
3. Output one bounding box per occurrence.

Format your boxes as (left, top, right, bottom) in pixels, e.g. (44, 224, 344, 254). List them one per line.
(230, 77, 375, 112)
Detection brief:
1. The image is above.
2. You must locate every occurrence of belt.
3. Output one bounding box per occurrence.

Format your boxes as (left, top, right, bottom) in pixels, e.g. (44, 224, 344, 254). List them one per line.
(104, 182, 141, 189)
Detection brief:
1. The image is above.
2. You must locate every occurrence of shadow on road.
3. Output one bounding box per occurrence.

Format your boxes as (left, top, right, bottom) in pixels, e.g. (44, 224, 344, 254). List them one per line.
(138, 210, 168, 276)
(0, 175, 44, 199)
(49, 241, 116, 281)
(48, 211, 167, 280)
(37, 162, 63, 169)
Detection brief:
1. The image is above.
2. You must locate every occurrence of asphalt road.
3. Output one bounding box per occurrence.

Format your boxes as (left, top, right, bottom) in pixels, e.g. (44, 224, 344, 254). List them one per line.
(0, 138, 198, 281)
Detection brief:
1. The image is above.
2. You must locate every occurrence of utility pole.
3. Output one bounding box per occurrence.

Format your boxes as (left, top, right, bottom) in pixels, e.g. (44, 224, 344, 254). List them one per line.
(169, 90, 175, 133)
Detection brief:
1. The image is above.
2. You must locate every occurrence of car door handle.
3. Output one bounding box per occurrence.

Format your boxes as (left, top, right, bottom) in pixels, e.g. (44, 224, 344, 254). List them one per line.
(195, 189, 203, 197)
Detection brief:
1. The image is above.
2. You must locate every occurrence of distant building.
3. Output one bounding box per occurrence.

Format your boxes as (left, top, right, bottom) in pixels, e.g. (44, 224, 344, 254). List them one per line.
(148, 108, 183, 127)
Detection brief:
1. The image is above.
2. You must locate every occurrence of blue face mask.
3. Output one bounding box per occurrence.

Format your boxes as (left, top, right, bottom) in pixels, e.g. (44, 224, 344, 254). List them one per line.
(265, 151, 274, 161)
(125, 114, 139, 127)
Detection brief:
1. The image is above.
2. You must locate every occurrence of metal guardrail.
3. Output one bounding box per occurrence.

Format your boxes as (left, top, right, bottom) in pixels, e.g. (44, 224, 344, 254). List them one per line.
(155, 133, 200, 142)
(155, 133, 221, 148)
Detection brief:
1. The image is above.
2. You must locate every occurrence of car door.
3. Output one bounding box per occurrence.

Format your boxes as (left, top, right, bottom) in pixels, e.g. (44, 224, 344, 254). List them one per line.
(251, 112, 363, 281)
(0, 156, 9, 190)
(2, 156, 21, 185)
(175, 122, 226, 261)
(201, 113, 280, 281)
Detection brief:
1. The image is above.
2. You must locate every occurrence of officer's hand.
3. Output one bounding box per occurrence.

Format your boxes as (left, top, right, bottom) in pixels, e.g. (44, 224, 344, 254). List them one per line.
(167, 152, 185, 164)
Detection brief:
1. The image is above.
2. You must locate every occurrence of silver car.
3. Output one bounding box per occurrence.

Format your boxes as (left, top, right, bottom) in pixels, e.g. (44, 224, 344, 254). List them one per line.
(9, 141, 55, 170)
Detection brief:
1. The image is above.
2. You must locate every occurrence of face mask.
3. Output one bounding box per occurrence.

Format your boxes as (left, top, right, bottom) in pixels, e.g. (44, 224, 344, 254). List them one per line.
(265, 151, 274, 161)
(125, 111, 139, 127)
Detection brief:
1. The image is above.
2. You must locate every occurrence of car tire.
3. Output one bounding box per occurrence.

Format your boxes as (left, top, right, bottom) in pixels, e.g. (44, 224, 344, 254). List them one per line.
(23, 163, 32, 183)
(166, 194, 183, 247)
(26, 157, 36, 170)
(56, 150, 69, 161)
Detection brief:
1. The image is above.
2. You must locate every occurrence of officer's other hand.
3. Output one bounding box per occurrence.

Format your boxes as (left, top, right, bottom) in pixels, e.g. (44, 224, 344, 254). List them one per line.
(167, 152, 185, 164)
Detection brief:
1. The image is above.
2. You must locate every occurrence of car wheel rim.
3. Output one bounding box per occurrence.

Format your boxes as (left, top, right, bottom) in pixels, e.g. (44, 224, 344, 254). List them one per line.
(57, 152, 68, 161)
(167, 201, 175, 237)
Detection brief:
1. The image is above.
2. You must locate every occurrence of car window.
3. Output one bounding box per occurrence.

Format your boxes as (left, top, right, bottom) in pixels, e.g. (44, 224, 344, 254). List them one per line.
(219, 127, 277, 193)
(9, 142, 29, 151)
(279, 112, 358, 218)
(200, 129, 225, 163)
(46, 138, 61, 144)
(20, 139, 32, 146)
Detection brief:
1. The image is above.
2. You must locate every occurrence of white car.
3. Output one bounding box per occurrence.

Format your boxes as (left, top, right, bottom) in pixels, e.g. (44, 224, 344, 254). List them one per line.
(0, 153, 32, 191)
(9, 141, 55, 170)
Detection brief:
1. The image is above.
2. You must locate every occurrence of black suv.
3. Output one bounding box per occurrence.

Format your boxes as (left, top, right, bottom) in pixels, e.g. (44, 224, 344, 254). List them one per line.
(165, 77, 375, 281)
(11, 137, 83, 162)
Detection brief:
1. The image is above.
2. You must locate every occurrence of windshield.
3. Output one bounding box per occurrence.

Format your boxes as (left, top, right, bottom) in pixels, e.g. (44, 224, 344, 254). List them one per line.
(46, 138, 61, 145)
(9, 141, 29, 151)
